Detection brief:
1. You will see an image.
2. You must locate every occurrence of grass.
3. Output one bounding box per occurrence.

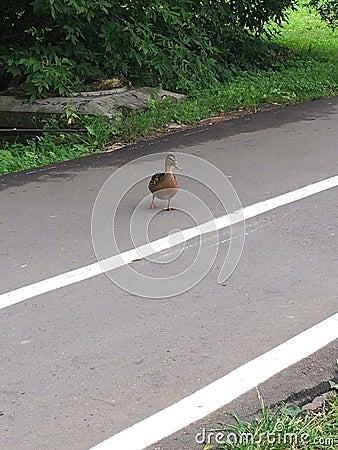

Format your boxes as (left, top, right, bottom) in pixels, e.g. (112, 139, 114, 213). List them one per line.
(272, 4, 338, 56)
(0, 114, 120, 174)
(1, 4, 338, 175)
(201, 391, 338, 449)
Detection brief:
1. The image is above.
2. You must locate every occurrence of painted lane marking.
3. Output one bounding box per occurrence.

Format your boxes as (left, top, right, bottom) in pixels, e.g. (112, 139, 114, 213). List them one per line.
(90, 312, 338, 450)
(1, 174, 337, 310)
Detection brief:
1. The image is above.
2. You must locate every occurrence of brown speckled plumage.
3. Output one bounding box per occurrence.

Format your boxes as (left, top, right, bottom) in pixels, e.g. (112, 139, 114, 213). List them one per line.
(148, 172, 178, 193)
(148, 154, 181, 210)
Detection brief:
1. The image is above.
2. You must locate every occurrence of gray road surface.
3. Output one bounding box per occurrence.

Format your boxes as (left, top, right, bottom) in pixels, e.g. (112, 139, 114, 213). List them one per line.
(0, 97, 337, 450)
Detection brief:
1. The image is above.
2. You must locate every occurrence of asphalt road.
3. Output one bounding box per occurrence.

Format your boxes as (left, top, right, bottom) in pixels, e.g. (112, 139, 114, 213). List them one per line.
(1, 97, 338, 450)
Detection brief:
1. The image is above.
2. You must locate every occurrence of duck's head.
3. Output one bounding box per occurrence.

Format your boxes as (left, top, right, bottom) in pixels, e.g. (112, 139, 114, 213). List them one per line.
(165, 154, 181, 172)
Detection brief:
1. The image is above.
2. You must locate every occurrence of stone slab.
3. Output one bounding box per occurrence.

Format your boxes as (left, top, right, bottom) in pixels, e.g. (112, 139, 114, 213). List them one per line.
(0, 87, 185, 127)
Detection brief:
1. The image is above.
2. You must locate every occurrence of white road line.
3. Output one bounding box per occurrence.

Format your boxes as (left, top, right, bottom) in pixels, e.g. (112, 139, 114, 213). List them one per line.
(1, 174, 337, 310)
(89, 312, 338, 450)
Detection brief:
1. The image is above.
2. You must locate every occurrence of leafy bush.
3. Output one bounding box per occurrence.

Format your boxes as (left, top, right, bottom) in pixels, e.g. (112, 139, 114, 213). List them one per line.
(1, 45, 80, 100)
(0, 0, 297, 99)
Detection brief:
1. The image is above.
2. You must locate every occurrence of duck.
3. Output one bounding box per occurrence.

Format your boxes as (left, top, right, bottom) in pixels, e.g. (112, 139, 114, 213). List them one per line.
(148, 154, 181, 210)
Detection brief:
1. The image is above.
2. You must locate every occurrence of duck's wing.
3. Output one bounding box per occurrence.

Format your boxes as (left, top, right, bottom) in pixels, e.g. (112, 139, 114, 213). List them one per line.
(148, 172, 165, 192)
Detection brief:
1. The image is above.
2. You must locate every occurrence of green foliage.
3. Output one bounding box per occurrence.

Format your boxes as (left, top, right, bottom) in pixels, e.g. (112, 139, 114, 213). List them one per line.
(206, 395, 338, 449)
(0, 113, 120, 174)
(308, 0, 338, 29)
(75, 114, 121, 151)
(0, 0, 337, 100)
(0, 150, 16, 172)
(1, 45, 80, 100)
(0, 0, 297, 99)
(1, 4, 338, 175)
(329, 380, 338, 391)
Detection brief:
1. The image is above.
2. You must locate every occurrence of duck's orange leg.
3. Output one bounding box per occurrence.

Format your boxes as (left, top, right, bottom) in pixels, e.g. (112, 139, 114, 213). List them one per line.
(165, 198, 176, 211)
(148, 195, 156, 209)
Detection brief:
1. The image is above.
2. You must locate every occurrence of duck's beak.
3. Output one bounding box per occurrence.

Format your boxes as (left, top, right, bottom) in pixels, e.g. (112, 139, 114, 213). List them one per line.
(175, 162, 182, 170)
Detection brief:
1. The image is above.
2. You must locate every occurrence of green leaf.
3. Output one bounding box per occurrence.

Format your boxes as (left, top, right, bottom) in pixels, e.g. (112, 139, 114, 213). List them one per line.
(329, 380, 338, 390)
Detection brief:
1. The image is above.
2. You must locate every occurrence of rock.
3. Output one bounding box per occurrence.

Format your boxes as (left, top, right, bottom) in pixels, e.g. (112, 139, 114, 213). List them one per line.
(302, 392, 330, 411)
(0, 87, 185, 127)
(167, 123, 183, 129)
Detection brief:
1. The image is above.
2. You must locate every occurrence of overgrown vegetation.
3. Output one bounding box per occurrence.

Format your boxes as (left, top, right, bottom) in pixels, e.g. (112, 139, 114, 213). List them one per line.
(1, 1, 337, 100)
(308, 0, 338, 30)
(201, 391, 338, 449)
(0, 2, 338, 175)
(1, 0, 300, 99)
(0, 113, 120, 173)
